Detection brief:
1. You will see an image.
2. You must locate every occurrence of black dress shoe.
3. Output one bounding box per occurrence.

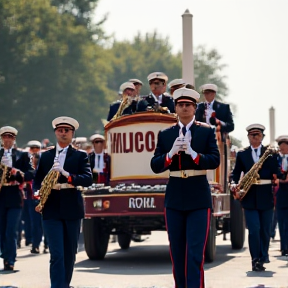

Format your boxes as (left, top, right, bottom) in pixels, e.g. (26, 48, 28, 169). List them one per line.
(43, 248, 49, 254)
(264, 257, 270, 263)
(30, 247, 40, 254)
(252, 262, 266, 271)
(281, 250, 288, 256)
(4, 261, 14, 271)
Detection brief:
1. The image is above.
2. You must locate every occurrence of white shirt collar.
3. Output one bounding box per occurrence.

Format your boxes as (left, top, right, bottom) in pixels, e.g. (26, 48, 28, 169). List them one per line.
(56, 143, 69, 152)
(250, 145, 262, 152)
(178, 116, 195, 130)
(206, 99, 215, 108)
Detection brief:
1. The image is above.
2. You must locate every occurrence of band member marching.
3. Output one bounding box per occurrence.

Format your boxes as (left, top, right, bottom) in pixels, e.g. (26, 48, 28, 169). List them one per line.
(230, 124, 278, 271)
(33, 116, 92, 288)
(151, 87, 220, 288)
(275, 135, 288, 256)
(89, 133, 110, 185)
(195, 84, 234, 141)
(0, 126, 34, 271)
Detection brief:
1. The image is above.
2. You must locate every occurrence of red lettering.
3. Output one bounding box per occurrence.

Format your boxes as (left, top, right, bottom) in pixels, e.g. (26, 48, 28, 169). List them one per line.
(135, 132, 144, 152)
(123, 132, 133, 153)
(115, 133, 122, 153)
(145, 131, 155, 152)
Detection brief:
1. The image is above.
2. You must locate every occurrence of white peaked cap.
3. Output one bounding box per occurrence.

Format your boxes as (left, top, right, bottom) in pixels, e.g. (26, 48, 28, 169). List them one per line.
(119, 82, 135, 92)
(129, 79, 143, 85)
(173, 87, 200, 103)
(276, 135, 288, 143)
(27, 140, 41, 147)
(246, 123, 265, 132)
(0, 126, 18, 136)
(90, 134, 105, 142)
(52, 116, 79, 130)
(168, 79, 185, 89)
(147, 72, 168, 82)
(201, 84, 218, 93)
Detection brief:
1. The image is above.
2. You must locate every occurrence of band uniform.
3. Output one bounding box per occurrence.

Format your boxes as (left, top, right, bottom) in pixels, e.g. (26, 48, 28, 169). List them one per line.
(151, 87, 220, 288)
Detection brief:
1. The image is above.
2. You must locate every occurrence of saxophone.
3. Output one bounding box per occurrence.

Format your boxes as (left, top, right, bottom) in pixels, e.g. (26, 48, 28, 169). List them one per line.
(0, 163, 12, 189)
(35, 151, 61, 213)
(232, 146, 276, 201)
(35, 170, 60, 213)
(111, 96, 132, 121)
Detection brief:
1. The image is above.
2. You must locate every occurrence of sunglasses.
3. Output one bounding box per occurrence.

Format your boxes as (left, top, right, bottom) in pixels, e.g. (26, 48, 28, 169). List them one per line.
(56, 128, 74, 133)
(93, 140, 104, 144)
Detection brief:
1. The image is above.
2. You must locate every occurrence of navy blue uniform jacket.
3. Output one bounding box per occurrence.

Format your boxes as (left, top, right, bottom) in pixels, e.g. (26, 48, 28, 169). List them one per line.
(276, 154, 288, 209)
(232, 146, 278, 210)
(136, 94, 175, 113)
(195, 100, 234, 134)
(107, 100, 137, 121)
(0, 148, 33, 208)
(150, 123, 220, 211)
(88, 152, 111, 185)
(33, 146, 92, 220)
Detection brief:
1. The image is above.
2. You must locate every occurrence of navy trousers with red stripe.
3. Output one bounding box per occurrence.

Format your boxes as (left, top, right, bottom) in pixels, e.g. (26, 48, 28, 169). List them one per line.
(165, 208, 210, 288)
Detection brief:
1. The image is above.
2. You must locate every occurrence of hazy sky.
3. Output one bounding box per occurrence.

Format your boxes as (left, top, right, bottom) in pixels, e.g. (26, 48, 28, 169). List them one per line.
(96, 0, 288, 147)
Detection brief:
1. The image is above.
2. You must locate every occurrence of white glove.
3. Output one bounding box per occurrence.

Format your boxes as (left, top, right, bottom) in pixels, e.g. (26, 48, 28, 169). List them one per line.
(51, 162, 69, 178)
(182, 139, 198, 160)
(168, 137, 185, 158)
(1, 156, 12, 167)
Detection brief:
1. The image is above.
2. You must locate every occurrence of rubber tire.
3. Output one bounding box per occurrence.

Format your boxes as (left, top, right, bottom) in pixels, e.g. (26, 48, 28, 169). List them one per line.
(83, 218, 110, 260)
(205, 215, 216, 263)
(118, 234, 132, 249)
(230, 196, 245, 249)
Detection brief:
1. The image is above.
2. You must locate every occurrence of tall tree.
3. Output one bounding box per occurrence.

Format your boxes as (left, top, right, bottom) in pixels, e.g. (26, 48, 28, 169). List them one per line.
(0, 0, 111, 145)
(107, 32, 228, 100)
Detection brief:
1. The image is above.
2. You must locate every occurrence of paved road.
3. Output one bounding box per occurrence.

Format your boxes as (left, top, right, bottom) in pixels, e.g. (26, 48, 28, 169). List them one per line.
(0, 230, 288, 288)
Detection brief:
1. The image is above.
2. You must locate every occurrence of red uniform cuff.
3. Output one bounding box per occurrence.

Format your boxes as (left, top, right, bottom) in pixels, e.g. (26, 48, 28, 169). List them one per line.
(164, 153, 172, 167)
(67, 175, 73, 184)
(193, 154, 200, 165)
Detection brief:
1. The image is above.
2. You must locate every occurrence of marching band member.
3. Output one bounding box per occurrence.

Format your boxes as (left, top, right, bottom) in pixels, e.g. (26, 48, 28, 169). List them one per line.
(275, 135, 288, 256)
(136, 72, 175, 113)
(231, 124, 278, 271)
(89, 133, 111, 185)
(195, 84, 234, 141)
(107, 82, 136, 121)
(25, 140, 49, 254)
(151, 87, 220, 288)
(0, 126, 34, 271)
(33, 116, 92, 288)
(167, 78, 186, 96)
(129, 78, 143, 97)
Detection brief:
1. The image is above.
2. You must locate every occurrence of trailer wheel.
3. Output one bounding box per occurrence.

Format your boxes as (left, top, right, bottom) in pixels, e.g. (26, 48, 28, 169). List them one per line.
(118, 234, 132, 249)
(230, 196, 245, 249)
(83, 218, 110, 260)
(205, 215, 216, 263)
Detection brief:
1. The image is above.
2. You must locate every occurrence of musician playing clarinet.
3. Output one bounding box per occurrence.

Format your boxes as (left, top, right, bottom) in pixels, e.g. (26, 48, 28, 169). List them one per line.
(0, 126, 33, 271)
(33, 116, 92, 288)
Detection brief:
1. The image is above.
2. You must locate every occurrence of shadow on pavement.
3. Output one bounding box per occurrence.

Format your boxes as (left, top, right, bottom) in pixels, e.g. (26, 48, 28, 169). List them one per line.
(246, 270, 275, 277)
(75, 244, 171, 275)
(205, 244, 247, 270)
(75, 242, 245, 275)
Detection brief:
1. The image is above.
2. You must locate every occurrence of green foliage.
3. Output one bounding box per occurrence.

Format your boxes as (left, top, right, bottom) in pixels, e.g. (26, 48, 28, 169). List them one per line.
(0, 0, 111, 144)
(0, 2, 233, 146)
(108, 32, 228, 101)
